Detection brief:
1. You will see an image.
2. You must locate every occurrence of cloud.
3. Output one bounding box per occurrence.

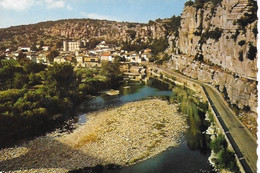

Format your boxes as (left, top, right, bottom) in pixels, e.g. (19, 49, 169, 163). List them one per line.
(0, 0, 35, 11)
(45, 0, 65, 9)
(81, 12, 118, 21)
(66, 4, 72, 11)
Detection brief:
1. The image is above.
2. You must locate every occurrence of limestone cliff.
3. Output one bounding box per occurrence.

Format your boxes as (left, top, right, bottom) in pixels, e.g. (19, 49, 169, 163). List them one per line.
(167, 0, 257, 120)
(0, 19, 166, 50)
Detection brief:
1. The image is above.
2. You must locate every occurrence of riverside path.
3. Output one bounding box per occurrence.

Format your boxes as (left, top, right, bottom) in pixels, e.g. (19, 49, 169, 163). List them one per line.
(147, 64, 257, 173)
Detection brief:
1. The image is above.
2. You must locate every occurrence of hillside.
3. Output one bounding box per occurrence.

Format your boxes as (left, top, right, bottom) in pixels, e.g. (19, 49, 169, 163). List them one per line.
(0, 18, 169, 52)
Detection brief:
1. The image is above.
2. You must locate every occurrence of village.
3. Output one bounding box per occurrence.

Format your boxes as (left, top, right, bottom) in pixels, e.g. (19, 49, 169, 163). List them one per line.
(2, 40, 153, 68)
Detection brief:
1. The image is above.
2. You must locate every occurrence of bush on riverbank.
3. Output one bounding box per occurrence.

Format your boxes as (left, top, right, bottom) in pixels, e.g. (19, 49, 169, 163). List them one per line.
(172, 85, 210, 152)
(210, 134, 239, 172)
(0, 61, 124, 148)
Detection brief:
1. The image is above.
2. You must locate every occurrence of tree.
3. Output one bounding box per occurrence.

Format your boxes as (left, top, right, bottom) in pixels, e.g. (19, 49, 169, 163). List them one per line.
(23, 62, 46, 74)
(14, 72, 29, 89)
(185, 0, 195, 7)
(46, 63, 77, 97)
(47, 50, 59, 63)
(126, 30, 136, 40)
(31, 42, 37, 51)
(17, 52, 29, 64)
(100, 61, 123, 88)
(150, 38, 169, 56)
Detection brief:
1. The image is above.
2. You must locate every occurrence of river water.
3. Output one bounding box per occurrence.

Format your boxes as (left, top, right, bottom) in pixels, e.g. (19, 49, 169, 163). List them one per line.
(76, 78, 214, 173)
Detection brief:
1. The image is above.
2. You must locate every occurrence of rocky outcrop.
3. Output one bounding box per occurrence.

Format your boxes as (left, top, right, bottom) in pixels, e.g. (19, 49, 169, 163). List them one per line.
(167, 0, 257, 115)
(0, 19, 166, 49)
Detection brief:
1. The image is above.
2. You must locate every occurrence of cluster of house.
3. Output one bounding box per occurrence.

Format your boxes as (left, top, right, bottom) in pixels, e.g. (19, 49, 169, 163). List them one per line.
(2, 40, 153, 67)
(4, 46, 50, 64)
(55, 40, 152, 67)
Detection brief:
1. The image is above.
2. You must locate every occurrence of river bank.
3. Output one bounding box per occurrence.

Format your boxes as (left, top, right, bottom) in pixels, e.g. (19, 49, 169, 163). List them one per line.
(0, 99, 188, 173)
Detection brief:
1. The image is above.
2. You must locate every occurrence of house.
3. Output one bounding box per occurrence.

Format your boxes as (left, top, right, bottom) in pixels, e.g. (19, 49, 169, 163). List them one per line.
(144, 48, 152, 53)
(37, 53, 48, 64)
(63, 40, 82, 52)
(130, 52, 141, 63)
(42, 46, 50, 51)
(101, 53, 113, 61)
(54, 57, 66, 63)
(84, 56, 100, 67)
(65, 56, 74, 62)
(141, 52, 152, 61)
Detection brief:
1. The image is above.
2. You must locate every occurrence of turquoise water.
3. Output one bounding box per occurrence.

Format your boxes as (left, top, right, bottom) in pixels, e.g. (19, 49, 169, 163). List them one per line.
(77, 79, 214, 173)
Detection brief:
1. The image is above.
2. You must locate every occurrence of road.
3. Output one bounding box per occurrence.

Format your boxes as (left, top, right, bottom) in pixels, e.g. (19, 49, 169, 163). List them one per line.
(148, 64, 257, 173)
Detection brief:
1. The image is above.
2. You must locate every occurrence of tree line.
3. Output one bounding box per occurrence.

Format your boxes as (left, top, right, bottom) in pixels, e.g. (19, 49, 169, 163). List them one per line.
(0, 60, 123, 147)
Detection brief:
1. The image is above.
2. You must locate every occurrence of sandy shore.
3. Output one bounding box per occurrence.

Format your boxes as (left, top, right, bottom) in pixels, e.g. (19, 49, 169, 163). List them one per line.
(0, 99, 188, 173)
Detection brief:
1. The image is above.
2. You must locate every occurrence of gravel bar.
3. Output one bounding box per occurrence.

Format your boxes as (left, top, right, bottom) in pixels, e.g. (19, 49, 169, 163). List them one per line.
(0, 99, 188, 172)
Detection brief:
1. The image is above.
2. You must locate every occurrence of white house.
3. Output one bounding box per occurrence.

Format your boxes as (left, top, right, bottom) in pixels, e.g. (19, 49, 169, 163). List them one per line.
(42, 46, 50, 51)
(101, 53, 113, 61)
(63, 40, 82, 52)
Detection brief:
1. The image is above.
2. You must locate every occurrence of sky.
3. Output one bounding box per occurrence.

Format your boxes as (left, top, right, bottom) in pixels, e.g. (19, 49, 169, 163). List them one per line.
(0, 0, 187, 29)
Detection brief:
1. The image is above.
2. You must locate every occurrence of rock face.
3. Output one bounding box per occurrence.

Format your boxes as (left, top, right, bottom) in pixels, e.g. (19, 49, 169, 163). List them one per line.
(167, 0, 257, 115)
(0, 19, 166, 49)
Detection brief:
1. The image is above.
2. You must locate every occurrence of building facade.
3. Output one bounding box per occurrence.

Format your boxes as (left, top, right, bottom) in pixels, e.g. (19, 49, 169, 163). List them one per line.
(63, 40, 81, 52)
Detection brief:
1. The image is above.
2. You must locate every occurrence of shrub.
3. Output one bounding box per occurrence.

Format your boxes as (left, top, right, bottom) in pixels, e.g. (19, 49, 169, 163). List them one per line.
(194, 53, 204, 62)
(238, 51, 243, 62)
(238, 40, 245, 46)
(216, 150, 239, 172)
(202, 27, 223, 41)
(211, 0, 222, 6)
(253, 24, 257, 38)
(185, 0, 195, 7)
(231, 29, 240, 41)
(210, 134, 227, 153)
(247, 43, 257, 60)
(235, 0, 257, 28)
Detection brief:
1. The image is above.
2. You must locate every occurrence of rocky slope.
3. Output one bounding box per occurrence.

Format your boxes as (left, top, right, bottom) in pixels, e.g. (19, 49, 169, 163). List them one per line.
(166, 0, 257, 120)
(0, 19, 166, 51)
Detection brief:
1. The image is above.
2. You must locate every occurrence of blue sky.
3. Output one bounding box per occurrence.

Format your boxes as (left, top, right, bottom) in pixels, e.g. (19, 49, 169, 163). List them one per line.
(0, 0, 187, 29)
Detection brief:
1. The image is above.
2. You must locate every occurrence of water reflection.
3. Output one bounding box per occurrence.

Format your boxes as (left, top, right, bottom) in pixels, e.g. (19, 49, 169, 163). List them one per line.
(76, 78, 213, 172)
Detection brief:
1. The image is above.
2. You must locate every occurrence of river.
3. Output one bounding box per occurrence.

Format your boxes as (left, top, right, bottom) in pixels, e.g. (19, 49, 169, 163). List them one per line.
(75, 78, 215, 173)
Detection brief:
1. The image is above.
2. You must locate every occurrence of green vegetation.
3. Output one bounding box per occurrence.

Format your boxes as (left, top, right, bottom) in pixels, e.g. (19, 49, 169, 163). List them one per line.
(235, 0, 257, 28)
(126, 30, 136, 40)
(154, 53, 171, 65)
(194, 53, 204, 62)
(0, 60, 123, 147)
(247, 42, 257, 61)
(231, 29, 240, 42)
(0, 59, 19, 67)
(238, 51, 243, 62)
(150, 38, 169, 57)
(185, 0, 195, 7)
(253, 23, 257, 38)
(172, 86, 210, 151)
(210, 134, 227, 153)
(163, 15, 181, 36)
(122, 38, 169, 63)
(210, 135, 239, 172)
(47, 50, 59, 63)
(189, 0, 222, 8)
(201, 27, 223, 42)
(207, 110, 215, 125)
(238, 40, 245, 47)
